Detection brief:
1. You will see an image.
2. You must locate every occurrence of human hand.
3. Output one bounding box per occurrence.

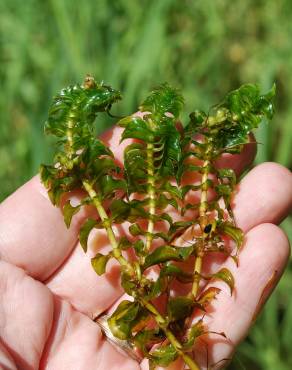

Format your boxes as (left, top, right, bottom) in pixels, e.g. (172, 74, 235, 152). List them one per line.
(0, 126, 291, 370)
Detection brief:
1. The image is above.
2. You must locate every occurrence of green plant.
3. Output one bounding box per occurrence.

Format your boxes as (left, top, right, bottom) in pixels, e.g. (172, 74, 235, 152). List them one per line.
(40, 76, 275, 369)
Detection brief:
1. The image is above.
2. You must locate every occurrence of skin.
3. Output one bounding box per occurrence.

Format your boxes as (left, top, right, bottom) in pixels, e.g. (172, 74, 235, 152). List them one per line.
(0, 126, 291, 370)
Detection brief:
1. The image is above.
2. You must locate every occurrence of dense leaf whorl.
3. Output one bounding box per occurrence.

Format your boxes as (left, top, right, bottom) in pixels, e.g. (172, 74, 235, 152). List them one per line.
(40, 76, 124, 206)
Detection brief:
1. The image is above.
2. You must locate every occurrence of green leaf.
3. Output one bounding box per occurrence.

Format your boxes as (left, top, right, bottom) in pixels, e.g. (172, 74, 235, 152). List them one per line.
(100, 175, 126, 198)
(119, 116, 155, 142)
(167, 296, 194, 321)
(118, 236, 132, 250)
(197, 287, 221, 309)
(162, 182, 182, 199)
(150, 344, 178, 367)
(144, 246, 178, 269)
(143, 245, 194, 269)
(79, 218, 97, 252)
(156, 212, 173, 225)
(63, 201, 81, 228)
(215, 184, 232, 196)
(133, 240, 146, 256)
(123, 143, 147, 194)
(140, 83, 184, 120)
(121, 269, 137, 296)
(39, 164, 57, 188)
(160, 264, 193, 283)
(156, 194, 178, 210)
(129, 223, 145, 236)
(217, 168, 236, 185)
(152, 231, 169, 242)
(169, 220, 197, 238)
(108, 300, 140, 340)
(91, 253, 111, 275)
(93, 157, 117, 180)
(212, 268, 235, 295)
(110, 199, 131, 223)
(183, 319, 205, 349)
(218, 221, 244, 249)
(134, 328, 165, 355)
(158, 124, 182, 177)
(144, 276, 168, 300)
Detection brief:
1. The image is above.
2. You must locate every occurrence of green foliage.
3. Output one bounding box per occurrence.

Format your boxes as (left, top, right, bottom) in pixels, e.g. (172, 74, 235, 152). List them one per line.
(39, 77, 276, 369)
(2, 2, 292, 369)
(187, 84, 276, 155)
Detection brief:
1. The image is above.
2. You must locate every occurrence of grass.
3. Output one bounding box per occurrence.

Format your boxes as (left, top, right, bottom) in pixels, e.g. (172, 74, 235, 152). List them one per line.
(0, 1, 291, 368)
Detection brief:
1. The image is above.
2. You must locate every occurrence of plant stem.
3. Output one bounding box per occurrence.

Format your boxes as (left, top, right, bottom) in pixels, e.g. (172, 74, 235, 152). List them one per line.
(146, 142, 156, 252)
(140, 298, 200, 370)
(82, 180, 133, 272)
(191, 157, 210, 298)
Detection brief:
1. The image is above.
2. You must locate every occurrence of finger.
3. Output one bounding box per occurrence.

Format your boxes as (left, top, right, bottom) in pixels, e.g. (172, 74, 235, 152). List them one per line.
(40, 297, 140, 370)
(0, 176, 88, 281)
(0, 260, 140, 370)
(193, 223, 290, 369)
(0, 342, 18, 370)
(0, 260, 54, 370)
(233, 162, 292, 231)
(46, 229, 123, 317)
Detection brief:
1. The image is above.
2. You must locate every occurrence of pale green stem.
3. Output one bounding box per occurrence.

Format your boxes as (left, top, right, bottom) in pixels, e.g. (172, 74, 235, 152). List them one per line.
(82, 180, 132, 272)
(66, 117, 75, 161)
(191, 158, 210, 298)
(146, 142, 156, 252)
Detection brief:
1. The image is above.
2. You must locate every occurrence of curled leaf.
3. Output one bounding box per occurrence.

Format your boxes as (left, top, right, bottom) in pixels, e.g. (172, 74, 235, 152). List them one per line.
(119, 116, 155, 143)
(212, 268, 235, 295)
(129, 223, 145, 237)
(167, 296, 194, 321)
(140, 83, 184, 120)
(134, 328, 165, 355)
(160, 264, 193, 283)
(91, 253, 111, 275)
(182, 319, 205, 350)
(79, 218, 97, 252)
(197, 287, 221, 309)
(143, 245, 194, 269)
(108, 300, 140, 340)
(100, 175, 127, 198)
(63, 200, 81, 228)
(218, 221, 244, 249)
(150, 344, 178, 367)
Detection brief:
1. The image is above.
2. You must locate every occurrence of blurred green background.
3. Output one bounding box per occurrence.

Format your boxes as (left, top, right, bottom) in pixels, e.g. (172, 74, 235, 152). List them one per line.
(0, 0, 291, 368)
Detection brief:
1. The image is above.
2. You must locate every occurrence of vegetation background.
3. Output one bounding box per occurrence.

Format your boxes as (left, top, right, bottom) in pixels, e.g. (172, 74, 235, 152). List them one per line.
(0, 0, 291, 368)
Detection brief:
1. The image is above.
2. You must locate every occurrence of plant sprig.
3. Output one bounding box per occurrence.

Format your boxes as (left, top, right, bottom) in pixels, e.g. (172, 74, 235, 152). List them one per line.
(40, 76, 275, 369)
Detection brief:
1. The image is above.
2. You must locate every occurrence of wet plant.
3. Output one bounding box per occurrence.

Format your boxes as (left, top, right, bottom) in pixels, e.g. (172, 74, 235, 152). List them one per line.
(40, 76, 275, 369)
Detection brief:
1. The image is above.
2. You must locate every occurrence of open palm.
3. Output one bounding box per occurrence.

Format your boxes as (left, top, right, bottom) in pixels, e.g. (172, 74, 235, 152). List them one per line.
(0, 126, 291, 370)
